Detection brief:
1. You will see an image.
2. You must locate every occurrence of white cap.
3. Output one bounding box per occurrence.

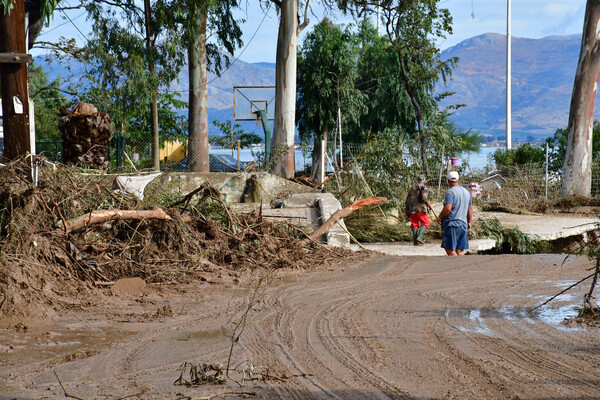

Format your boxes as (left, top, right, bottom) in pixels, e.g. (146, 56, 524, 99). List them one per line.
(447, 171, 459, 182)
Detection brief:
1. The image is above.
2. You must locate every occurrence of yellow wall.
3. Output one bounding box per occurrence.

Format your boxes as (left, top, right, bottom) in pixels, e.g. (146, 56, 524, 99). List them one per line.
(160, 141, 186, 162)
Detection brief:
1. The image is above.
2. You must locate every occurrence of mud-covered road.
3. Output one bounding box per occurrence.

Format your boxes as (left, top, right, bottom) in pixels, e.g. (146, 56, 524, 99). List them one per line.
(2, 254, 600, 399)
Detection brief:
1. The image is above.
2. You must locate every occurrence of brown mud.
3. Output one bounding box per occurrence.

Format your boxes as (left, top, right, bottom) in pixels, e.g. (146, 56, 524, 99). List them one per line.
(2, 253, 600, 400)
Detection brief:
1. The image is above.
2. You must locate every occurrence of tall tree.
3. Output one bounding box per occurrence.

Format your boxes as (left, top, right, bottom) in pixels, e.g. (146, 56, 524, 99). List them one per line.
(180, 0, 242, 172)
(84, 0, 183, 168)
(561, 0, 600, 197)
(267, 0, 310, 178)
(348, 18, 415, 142)
(297, 19, 366, 182)
(337, 0, 455, 177)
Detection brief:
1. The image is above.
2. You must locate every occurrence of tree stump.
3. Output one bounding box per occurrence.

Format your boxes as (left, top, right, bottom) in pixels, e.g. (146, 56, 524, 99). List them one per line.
(59, 102, 114, 169)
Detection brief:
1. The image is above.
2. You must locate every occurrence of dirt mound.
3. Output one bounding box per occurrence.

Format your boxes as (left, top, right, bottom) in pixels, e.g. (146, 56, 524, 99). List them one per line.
(0, 157, 355, 318)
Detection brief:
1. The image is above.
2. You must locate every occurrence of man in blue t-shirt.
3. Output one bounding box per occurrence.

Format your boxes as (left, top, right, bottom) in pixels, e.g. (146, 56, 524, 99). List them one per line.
(436, 171, 473, 256)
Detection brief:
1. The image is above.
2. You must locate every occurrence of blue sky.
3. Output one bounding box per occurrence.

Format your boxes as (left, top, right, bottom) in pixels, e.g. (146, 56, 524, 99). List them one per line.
(33, 0, 586, 63)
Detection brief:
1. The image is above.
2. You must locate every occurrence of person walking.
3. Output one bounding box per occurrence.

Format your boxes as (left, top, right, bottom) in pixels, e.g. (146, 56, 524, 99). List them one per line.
(405, 174, 433, 245)
(437, 171, 473, 256)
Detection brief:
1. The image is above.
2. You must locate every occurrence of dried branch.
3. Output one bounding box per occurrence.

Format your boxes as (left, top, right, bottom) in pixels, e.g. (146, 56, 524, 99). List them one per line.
(54, 371, 88, 400)
(63, 208, 172, 232)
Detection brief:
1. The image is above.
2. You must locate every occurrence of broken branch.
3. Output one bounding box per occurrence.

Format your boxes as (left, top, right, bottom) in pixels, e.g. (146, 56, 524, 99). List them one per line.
(64, 208, 172, 232)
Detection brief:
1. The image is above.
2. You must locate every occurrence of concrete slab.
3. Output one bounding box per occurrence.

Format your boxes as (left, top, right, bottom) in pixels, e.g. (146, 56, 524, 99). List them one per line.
(475, 212, 600, 241)
(350, 239, 496, 256)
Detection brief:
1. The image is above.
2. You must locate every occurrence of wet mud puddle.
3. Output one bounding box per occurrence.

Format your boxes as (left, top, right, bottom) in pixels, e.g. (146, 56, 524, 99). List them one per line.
(0, 319, 133, 368)
(445, 280, 589, 336)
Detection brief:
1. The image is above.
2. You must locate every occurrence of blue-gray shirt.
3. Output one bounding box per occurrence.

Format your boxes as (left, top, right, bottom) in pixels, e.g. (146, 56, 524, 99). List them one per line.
(442, 185, 472, 228)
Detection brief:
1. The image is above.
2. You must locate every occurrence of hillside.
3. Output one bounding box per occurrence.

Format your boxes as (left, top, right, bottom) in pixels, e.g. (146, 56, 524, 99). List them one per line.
(439, 32, 593, 141)
(36, 33, 593, 142)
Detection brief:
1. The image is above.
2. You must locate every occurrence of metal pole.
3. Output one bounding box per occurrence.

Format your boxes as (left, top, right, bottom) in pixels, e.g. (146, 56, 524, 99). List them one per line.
(338, 106, 343, 168)
(545, 142, 549, 199)
(437, 147, 445, 198)
(377, 1, 381, 36)
(237, 139, 241, 170)
(506, 0, 512, 150)
(320, 138, 325, 184)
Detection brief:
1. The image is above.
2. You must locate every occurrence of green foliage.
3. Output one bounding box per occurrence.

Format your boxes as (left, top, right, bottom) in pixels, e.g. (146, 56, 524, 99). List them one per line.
(426, 110, 482, 158)
(492, 143, 546, 168)
(348, 18, 416, 142)
(209, 119, 262, 155)
(127, 93, 188, 143)
(28, 62, 71, 142)
(76, 0, 185, 146)
(297, 18, 367, 143)
(356, 130, 417, 208)
(479, 217, 540, 254)
(1, 0, 57, 22)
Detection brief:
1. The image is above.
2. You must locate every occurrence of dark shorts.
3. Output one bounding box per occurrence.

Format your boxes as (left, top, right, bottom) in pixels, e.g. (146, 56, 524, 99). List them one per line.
(441, 224, 469, 250)
(410, 212, 430, 229)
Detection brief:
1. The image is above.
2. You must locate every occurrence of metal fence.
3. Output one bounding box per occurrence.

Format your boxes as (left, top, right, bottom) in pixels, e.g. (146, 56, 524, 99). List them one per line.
(29, 138, 600, 205)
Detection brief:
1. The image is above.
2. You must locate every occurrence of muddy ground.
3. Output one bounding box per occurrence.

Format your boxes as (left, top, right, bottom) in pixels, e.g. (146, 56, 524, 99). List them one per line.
(2, 253, 599, 400)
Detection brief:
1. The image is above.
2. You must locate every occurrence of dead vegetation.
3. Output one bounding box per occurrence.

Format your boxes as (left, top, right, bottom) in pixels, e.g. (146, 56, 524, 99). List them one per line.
(0, 156, 356, 318)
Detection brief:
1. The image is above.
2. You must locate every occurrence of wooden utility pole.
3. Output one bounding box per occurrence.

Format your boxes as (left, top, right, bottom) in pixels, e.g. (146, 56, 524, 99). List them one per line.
(0, 0, 31, 159)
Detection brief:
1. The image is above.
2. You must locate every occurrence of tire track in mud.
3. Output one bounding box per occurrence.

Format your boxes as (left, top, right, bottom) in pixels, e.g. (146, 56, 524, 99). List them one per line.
(243, 258, 414, 399)
(418, 255, 600, 399)
(244, 254, 600, 399)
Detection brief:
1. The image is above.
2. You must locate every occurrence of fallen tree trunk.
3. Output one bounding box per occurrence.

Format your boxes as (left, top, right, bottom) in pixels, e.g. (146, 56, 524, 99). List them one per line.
(299, 197, 387, 247)
(64, 208, 172, 232)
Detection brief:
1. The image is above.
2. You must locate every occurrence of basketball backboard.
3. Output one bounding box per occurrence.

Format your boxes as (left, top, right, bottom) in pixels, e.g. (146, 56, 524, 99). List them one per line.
(233, 86, 275, 121)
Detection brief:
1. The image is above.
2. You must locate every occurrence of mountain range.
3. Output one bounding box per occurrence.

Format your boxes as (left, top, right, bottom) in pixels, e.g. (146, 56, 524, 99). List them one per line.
(38, 32, 593, 143)
(438, 32, 592, 142)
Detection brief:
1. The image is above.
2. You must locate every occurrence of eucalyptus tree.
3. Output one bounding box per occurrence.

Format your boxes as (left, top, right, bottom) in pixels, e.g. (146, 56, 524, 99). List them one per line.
(348, 18, 415, 142)
(297, 18, 366, 182)
(261, 0, 311, 178)
(561, 0, 600, 196)
(177, 0, 243, 172)
(336, 0, 456, 177)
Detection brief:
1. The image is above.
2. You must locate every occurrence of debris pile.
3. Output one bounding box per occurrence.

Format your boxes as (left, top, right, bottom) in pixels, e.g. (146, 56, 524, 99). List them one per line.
(0, 156, 354, 318)
(59, 102, 114, 169)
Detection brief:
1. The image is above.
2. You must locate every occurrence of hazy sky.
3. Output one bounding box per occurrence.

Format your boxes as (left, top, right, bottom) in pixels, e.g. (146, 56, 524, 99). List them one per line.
(34, 1, 587, 63)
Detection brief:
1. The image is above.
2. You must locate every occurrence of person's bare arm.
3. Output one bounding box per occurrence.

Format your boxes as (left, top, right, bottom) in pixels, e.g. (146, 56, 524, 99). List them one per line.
(437, 203, 452, 221)
(467, 204, 473, 230)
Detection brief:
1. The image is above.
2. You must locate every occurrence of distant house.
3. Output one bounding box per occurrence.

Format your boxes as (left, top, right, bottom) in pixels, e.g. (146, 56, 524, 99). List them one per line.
(479, 173, 506, 190)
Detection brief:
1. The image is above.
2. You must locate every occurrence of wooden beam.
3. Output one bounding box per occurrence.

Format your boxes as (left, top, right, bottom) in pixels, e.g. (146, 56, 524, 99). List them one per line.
(0, 52, 32, 63)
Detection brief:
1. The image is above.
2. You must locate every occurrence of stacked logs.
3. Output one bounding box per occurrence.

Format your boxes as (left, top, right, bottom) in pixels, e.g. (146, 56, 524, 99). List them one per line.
(59, 102, 114, 170)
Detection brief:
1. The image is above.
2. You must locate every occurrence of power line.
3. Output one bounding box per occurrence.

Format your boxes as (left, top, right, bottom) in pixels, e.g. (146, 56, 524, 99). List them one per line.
(162, 2, 273, 94)
(38, 11, 86, 37)
(60, 8, 90, 45)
